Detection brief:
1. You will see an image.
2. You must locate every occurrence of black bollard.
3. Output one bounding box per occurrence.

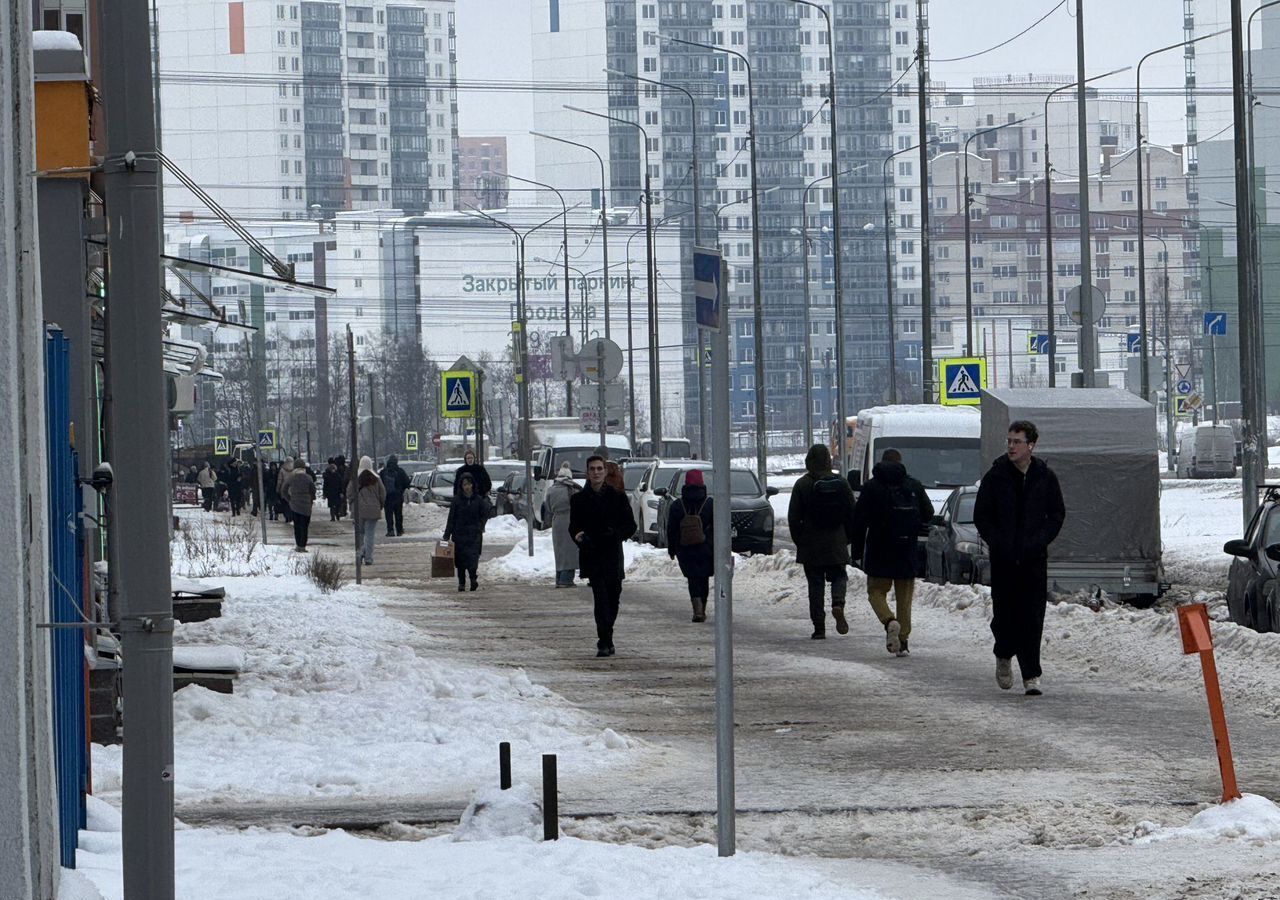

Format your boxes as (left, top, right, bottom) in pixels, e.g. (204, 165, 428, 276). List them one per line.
(499, 742, 511, 790)
(542, 753, 558, 841)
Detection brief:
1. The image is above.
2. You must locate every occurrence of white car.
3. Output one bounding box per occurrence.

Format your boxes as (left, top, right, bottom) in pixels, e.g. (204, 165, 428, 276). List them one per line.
(633, 460, 700, 544)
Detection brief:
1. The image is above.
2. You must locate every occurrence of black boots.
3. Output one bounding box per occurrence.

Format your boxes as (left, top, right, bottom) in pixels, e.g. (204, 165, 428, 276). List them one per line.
(690, 597, 707, 623)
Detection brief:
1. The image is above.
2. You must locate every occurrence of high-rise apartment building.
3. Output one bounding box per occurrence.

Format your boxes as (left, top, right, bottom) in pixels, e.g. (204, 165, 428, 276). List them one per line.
(458, 136, 509, 209)
(156, 0, 460, 220)
(532, 0, 898, 442)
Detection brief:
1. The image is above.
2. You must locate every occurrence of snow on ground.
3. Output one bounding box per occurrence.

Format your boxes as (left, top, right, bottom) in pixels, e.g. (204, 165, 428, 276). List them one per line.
(68, 792, 984, 900)
(487, 530, 668, 582)
(1158, 478, 1243, 587)
(94, 522, 655, 806)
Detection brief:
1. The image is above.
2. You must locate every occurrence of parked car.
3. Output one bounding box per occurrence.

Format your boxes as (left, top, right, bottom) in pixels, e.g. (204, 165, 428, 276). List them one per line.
(621, 459, 655, 536)
(1224, 485, 1280, 632)
(654, 464, 777, 555)
(398, 460, 435, 479)
(1176, 424, 1237, 479)
(426, 466, 458, 508)
(924, 485, 989, 586)
(406, 470, 433, 504)
(634, 460, 700, 544)
(495, 471, 532, 520)
(484, 460, 527, 511)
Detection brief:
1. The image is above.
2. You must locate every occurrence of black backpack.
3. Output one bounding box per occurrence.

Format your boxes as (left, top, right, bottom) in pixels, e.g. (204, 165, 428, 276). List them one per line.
(809, 475, 849, 529)
(884, 481, 923, 544)
(679, 500, 706, 546)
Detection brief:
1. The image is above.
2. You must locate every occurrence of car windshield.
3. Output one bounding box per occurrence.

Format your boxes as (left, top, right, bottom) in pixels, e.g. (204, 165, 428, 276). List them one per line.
(650, 467, 683, 493)
(623, 466, 647, 490)
(553, 449, 614, 477)
(877, 437, 982, 488)
(435, 471, 456, 487)
(676, 468, 761, 496)
(486, 463, 524, 481)
(1262, 509, 1280, 550)
(955, 493, 977, 524)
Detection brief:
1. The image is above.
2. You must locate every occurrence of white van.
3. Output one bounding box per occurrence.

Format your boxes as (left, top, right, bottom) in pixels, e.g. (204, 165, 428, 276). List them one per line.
(1176, 424, 1236, 479)
(847, 405, 982, 506)
(530, 431, 633, 528)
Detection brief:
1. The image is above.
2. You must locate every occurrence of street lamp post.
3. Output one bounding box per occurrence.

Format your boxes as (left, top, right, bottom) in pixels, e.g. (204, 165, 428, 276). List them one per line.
(787, 0, 847, 467)
(963, 115, 1036, 356)
(1135, 31, 1226, 400)
(603, 68, 705, 455)
(463, 204, 566, 556)
(529, 131, 612, 341)
(663, 34, 767, 491)
(506, 172, 573, 414)
(1149, 232, 1177, 474)
(882, 144, 920, 405)
(565, 104, 660, 456)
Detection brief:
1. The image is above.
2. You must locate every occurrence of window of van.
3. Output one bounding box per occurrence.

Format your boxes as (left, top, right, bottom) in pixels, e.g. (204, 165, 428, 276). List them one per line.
(875, 437, 982, 488)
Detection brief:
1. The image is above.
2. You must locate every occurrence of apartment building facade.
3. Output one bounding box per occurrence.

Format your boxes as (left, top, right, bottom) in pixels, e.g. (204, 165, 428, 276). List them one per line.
(157, 0, 460, 221)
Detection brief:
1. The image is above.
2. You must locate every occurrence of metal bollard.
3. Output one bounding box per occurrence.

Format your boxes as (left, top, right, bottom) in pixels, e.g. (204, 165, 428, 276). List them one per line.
(542, 753, 558, 841)
(499, 741, 511, 790)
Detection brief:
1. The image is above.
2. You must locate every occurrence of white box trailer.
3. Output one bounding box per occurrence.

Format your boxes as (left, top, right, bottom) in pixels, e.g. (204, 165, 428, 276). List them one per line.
(980, 387, 1165, 603)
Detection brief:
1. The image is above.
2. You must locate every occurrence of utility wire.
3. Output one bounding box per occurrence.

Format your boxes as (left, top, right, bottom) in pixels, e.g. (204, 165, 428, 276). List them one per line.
(933, 1, 1069, 63)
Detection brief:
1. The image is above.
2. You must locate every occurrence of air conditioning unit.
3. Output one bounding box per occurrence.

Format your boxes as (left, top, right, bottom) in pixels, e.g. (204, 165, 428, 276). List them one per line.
(167, 375, 196, 415)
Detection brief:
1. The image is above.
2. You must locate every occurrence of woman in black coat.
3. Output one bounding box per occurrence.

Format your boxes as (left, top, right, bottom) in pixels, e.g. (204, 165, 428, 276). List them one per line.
(666, 469, 714, 623)
(443, 472, 491, 592)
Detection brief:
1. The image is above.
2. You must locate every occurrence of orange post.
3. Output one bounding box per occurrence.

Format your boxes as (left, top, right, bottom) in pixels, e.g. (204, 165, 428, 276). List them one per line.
(1176, 603, 1242, 803)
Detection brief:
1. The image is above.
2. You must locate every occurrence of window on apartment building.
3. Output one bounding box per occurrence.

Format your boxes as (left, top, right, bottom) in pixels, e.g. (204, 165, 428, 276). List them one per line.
(895, 4, 909, 17)
(898, 160, 912, 177)
(1155, 176, 1168, 189)
(1121, 240, 1136, 252)
(971, 256, 984, 269)
(900, 240, 915, 255)
(935, 195, 948, 210)
(1120, 189, 1134, 203)
(935, 246, 950, 259)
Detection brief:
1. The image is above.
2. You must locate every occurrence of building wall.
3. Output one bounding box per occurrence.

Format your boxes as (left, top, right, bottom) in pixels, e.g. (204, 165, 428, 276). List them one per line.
(157, 0, 459, 220)
(458, 136, 509, 209)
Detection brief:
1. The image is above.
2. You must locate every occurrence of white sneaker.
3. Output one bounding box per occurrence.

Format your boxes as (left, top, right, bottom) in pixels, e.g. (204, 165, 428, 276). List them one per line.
(996, 657, 1013, 690)
(1024, 677, 1042, 696)
(885, 619, 901, 654)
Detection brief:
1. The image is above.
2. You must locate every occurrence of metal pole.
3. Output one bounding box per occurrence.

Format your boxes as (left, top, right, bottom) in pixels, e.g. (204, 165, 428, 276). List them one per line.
(710, 256, 735, 858)
(646, 172, 661, 456)
(518, 238, 536, 556)
(1165, 280, 1176, 473)
(882, 147, 917, 406)
(626, 253, 637, 447)
(1075, 0, 1097, 386)
(596, 342, 607, 453)
(800, 217, 813, 443)
(1232, 0, 1266, 520)
(101, 0, 174, 890)
(1044, 113, 1056, 388)
(916, 0, 934, 402)
(348, 328, 361, 583)
(368, 373, 377, 463)
(744, 59, 767, 489)
(964, 149, 974, 356)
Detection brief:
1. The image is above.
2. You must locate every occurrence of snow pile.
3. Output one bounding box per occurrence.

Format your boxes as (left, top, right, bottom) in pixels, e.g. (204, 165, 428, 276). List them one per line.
(1135, 793, 1280, 844)
(452, 783, 543, 842)
(92, 573, 650, 804)
(33, 29, 84, 52)
(487, 533, 667, 582)
(1159, 479, 1241, 587)
(70, 804, 895, 900)
(484, 513, 531, 539)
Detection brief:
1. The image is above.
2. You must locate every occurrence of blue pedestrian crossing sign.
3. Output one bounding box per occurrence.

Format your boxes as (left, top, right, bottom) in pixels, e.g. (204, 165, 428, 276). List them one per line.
(939, 357, 986, 406)
(258, 428, 276, 450)
(1176, 396, 1191, 416)
(1203, 312, 1227, 336)
(1027, 333, 1052, 355)
(442, 370, 476, 418)
(1126, 333, 1143, 353)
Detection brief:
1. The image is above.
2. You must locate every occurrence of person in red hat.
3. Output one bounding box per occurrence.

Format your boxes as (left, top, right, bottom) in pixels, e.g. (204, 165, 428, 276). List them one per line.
(667, 469, 714, 622)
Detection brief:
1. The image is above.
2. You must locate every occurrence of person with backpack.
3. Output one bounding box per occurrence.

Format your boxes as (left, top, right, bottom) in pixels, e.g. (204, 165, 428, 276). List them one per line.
(667, 469, 713, 623)
(380, 454, 411, 536)
(546, 462, 580, 587)
(788, 443, 857, 639)
(850, 448, 935, 657)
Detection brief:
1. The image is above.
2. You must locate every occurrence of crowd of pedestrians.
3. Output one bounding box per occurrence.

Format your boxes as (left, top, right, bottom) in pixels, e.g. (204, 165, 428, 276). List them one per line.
(182, 428, 1064, 690)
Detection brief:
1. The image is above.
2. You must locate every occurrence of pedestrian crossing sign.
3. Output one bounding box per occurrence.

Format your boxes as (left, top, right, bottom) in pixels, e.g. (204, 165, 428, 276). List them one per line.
(258, 429, 276, 450)
(442, 370, 476, 418)
(405, 431, 419, 452)
(214, 435, 230, 456)
(938, 357, 986, 406)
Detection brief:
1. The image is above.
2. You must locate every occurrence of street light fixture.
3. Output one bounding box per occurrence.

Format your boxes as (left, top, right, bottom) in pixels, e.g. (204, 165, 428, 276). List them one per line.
(881, 143, 921, 404)
(564, 103, 660, 456)
(602, 66, 706, 457)
(1041, 65, 1131, 388)
(462, 203, 566, 557)
(963, 115, 1037, 356)
(505, 172, 573, 413)
(660, 32, 767, 491)
(528, 131, 612, 342)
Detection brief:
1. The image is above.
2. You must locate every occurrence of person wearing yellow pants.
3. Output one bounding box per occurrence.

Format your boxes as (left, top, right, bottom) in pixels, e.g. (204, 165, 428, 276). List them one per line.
(850, 449, 933, 656)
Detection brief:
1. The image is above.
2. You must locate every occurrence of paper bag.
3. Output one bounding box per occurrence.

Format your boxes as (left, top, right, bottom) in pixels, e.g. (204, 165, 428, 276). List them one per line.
(431, 540, 456, 578)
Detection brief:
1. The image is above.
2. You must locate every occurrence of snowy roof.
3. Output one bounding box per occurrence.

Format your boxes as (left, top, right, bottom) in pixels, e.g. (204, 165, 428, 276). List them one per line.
(857, 404, 980, 438)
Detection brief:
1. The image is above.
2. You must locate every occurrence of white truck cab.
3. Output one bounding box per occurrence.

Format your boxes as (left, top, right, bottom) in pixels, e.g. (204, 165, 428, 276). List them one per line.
(530, 431, 633, 528)
(847, 405, 982, 506)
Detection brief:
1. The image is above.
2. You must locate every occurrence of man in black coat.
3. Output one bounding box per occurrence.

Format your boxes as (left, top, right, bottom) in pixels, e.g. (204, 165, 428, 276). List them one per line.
(974, 419, 1065, 697)
(454, 448, 492, 498)
(569, 454, 637, 657)
(850, 449, 934, 657)
(380, 454, 411, 536)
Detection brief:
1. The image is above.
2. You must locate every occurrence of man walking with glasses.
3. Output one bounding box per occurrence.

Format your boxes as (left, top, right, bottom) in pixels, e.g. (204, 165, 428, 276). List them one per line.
(974, 420, 1065, 696)
(570, 454, 637, 658)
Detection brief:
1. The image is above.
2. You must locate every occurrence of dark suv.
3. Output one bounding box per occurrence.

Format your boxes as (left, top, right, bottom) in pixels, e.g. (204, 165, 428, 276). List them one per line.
(654, 465, 777, 554)
(1224, 485, 1280, 633)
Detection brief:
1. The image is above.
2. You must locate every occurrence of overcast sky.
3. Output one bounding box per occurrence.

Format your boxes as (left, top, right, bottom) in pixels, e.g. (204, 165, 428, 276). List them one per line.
(454, 0, 1243, 179)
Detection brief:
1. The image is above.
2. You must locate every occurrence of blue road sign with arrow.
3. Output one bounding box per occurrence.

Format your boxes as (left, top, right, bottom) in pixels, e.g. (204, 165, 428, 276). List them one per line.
(1126, 333, 1143, 353)
(1177, 379, 1193, 395)
(1203, 312, 1227, 336)
(1027, 333, 1052, 355)
(693, 247, 723, 331)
